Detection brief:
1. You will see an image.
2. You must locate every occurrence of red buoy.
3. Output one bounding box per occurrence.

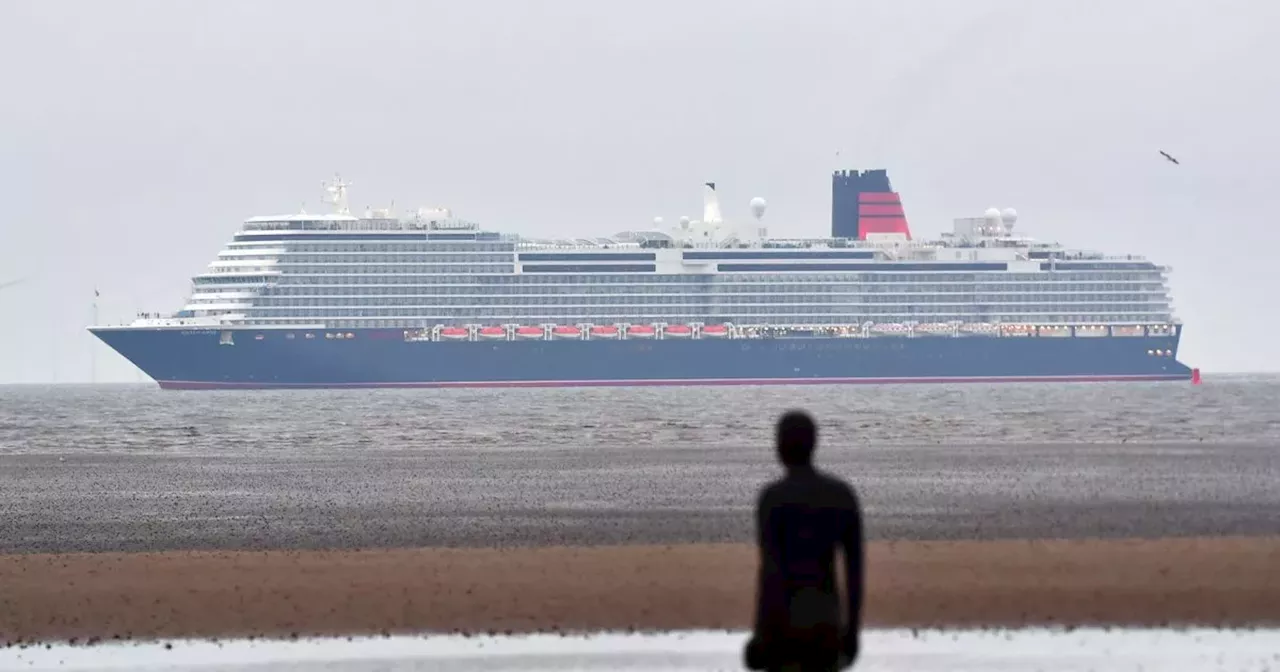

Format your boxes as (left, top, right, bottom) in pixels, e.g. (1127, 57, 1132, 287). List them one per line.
(1191, 368, 1202, 385)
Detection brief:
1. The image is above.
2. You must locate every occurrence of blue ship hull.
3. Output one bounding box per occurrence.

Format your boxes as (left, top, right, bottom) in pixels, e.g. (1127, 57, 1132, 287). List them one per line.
(90, 327, 1194, 389)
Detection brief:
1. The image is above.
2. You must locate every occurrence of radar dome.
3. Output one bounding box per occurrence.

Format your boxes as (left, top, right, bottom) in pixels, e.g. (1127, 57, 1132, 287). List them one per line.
(653, 216, 664, 227)
(749, 197, 767, 220)
(984, 207, 1002, 219)
(1000, 208, 1018, 224)
(679, 216, 691, 228)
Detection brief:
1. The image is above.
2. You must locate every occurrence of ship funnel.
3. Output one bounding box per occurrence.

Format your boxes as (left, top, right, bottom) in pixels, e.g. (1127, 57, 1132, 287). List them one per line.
(831, 169, 912, 240)
(702, 182, 723, 224)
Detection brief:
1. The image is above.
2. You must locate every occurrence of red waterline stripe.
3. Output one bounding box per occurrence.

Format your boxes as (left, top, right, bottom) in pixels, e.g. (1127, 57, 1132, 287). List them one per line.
(156, 374, 1191, 390)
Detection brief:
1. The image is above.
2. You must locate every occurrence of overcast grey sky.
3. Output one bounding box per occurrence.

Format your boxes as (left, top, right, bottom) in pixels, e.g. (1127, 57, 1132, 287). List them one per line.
(2, 0, 1278, 383)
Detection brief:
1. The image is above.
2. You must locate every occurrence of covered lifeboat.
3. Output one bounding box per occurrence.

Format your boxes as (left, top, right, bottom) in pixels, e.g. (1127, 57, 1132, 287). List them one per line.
(700, 324, 730, 338)
(551, 325, 582, 340)
(589, 325, 621, 339)
(913, 322, 954, 336)
(626, 325, 656, 339)
(439, 327, 469, 341)
(663, 324, 693, 339)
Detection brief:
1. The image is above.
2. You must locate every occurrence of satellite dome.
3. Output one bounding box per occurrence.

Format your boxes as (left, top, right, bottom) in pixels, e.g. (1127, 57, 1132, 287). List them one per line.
(749, 197, 767, 220)
(679, 216, 691, 228)
(653, 216, 664, 227)
(1000, 207, 1018, 224)
(984, 207, 1002, 219)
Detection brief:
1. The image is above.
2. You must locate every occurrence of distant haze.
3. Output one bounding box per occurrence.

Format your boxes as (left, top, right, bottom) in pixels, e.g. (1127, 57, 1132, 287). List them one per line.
(2, 0, 1277, 382)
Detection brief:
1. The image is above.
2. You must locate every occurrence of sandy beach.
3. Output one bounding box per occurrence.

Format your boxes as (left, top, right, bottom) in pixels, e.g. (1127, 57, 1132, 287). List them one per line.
(4, 537, 1278, 643)
(4, 439, 1279, 643)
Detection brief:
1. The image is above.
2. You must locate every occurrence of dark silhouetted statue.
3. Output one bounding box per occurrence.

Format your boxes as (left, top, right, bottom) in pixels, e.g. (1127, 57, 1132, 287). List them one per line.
(744, 411, 865, 671)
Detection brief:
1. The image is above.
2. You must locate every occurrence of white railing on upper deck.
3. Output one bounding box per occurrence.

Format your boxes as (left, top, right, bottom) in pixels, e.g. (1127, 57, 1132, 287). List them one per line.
(501, 234, 1159, 263)
(515, 240, 645, 251)
(241, 213, 488, 234)
(227, 214, 1158, 266)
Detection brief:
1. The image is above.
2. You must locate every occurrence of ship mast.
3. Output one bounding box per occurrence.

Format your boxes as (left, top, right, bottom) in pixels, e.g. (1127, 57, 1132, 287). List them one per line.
(321, 174, 352, 215)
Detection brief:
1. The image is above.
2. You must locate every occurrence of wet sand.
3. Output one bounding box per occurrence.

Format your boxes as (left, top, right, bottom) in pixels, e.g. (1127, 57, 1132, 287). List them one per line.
(3, 537, 1279, 643)
(3, 443, 1278, 554)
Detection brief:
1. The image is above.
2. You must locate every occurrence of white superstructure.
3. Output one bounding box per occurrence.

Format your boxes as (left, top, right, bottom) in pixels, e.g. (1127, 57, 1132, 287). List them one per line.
(125, 177, 1177, 337)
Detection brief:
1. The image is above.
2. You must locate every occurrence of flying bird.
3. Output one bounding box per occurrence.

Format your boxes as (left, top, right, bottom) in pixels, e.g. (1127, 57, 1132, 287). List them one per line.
(0, 278, 25, 292)
(1159, 150, 1180, 165)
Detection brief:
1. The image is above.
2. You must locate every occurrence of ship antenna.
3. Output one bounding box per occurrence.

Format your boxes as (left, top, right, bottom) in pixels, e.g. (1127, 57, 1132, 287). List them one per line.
(321, 174, 352, 215)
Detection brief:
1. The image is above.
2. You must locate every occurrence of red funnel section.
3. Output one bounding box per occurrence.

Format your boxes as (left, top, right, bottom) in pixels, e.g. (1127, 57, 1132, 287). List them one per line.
(857, 192, 912, 240)
(831, 169, 914, 240)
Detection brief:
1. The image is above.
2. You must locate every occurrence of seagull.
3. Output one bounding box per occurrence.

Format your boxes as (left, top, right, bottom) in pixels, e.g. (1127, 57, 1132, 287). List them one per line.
(1159, 150, 1180, 165)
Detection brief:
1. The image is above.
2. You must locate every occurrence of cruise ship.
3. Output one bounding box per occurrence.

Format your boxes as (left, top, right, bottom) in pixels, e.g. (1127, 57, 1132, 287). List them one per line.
(89, 169, 1194, 389)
